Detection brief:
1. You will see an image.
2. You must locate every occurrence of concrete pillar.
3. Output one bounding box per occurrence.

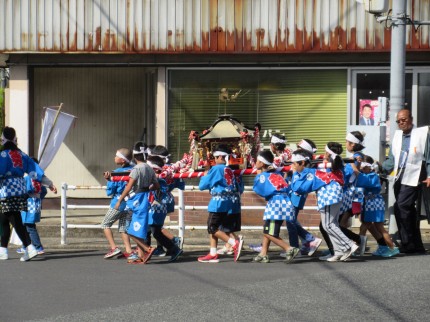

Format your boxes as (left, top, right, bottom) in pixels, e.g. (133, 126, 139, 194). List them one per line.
(6, 65, 30, 154)
(155, 67, 166, 146)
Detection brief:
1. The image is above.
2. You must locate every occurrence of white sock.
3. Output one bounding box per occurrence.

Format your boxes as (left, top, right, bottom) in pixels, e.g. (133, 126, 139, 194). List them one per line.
(227, 238, 236, 246)
(210, 248, 217, 256)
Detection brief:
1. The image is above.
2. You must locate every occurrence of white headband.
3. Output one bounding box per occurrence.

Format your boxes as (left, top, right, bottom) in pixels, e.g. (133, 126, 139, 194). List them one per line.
(298, 140, 316, 154)
(257, 155, 272, 165)
(1, 133, 17, 145)
(346, 133, 362, 145)
(133, 146, 146, 155)
(291, 154, 309, 162)
(360, 162, 373, 169)
(147, 160, 162, 170)
(213, 151, 229, 157)
(116, 151, 130, 164)
(271, 136, 286, 144)
(325, 145, 338, 159)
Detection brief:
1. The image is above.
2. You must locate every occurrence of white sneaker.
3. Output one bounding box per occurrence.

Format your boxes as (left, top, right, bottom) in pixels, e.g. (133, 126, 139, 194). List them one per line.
(0, 247, 8, 260)
(318, 253, 333, 261)
(308, 238, 323, 256)
(340, 243, 359, 261)
(217, 246, 233, 255)
(359, 235, 368, 256)
(326, 255, 343, 262)
(20, 244, 39, 262)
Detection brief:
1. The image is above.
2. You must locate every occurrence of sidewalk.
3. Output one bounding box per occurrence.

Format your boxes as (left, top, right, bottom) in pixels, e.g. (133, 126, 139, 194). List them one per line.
(28, 209, 430, 252)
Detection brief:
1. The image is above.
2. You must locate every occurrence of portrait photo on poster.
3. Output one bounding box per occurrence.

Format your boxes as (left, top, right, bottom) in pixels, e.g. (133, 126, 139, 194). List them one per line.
(358, 99, 380, 126)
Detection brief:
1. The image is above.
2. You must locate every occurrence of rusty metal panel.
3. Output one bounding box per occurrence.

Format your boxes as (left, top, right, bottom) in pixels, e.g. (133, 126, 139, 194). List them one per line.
(225, 0, 235, 51)
(184, 0, 193, 51)
(243, 0, 252, 51)
(421, 0, 430, 48)
(338, 0, 347, 50)
(217, 0, 226, 51)
(3, 0, 430, 54)
(234, 0, 243, 51)
(193, 0, 202, 50)
(295, 0, 304, 51)
(166, 0, 175, 51)
(329, 0, 339, 50)
(259, 0, 268, 51)
(201, 0, 209, 50)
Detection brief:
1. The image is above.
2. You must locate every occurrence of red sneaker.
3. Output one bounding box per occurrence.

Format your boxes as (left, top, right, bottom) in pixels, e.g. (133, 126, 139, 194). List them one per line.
(197, 253, 219, 263)
(233, 238, 244, 262)
(141, 247, 155, 264)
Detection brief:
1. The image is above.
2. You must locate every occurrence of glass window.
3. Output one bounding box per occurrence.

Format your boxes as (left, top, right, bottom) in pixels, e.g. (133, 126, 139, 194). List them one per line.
(418, 73, 430, 127)
(356, 72, 412, 125)
(168, 69, 348, 163)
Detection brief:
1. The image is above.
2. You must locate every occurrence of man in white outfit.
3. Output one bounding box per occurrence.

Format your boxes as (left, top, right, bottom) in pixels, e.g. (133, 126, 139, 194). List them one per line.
(382, 109, 430, 253)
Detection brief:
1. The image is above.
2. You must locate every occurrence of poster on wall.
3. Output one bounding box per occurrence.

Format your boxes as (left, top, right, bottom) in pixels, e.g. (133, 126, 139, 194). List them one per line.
(359, 99, 380, 125)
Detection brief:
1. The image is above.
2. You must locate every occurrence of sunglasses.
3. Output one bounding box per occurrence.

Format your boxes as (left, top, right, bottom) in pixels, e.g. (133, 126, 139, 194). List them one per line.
(396, 118, 409, 124)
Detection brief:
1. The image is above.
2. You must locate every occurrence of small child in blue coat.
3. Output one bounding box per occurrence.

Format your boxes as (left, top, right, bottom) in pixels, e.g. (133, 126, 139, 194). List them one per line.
(352, 155, 399, 257)
(198, 145, 243, 263)
(19, 158, 57, 255)
(252, 150, 299, 264)
(101, 148, 134, 259)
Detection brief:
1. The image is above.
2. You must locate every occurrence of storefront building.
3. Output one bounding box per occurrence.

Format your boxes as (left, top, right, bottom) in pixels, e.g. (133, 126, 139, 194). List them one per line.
(1, 1, 429, 225)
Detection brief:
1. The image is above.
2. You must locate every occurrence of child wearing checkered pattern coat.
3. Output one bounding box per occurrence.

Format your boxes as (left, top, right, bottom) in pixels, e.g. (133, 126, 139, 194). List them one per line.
(146, 155, 183, 263)
(251, 150, 300, 264)
(352, 155, 399, 257)
(291, 144, 359, 262)
(20, 168, 57, 255)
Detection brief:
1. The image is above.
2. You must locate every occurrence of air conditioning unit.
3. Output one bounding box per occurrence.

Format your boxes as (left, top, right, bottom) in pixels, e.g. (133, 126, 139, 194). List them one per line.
(363, 0, 389, 14)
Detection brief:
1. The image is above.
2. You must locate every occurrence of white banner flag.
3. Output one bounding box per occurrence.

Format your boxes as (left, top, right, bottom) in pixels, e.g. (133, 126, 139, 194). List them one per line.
(38, 107, 76, 170)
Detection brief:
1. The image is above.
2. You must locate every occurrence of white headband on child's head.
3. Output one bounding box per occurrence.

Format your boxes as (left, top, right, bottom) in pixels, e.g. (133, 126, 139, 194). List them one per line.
(271, 136, 286, 144)
(298, 140, 316, 154)
(1, 133, 17, 146)
(346, 132, 363, 145)
(325, 145, 338, 159)
(257, 155, 272, 165)
(291, 154, 309, 162)
(147, 160, 162, 170)
(360, 162, 373, 169)
(133, 146, 146, 155)
(213, 151, 229, 157)
(116, 151, 130, 164)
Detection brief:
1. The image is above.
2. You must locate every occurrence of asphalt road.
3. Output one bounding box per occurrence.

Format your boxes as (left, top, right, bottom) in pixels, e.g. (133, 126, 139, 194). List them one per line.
(1, 248, 430, 322)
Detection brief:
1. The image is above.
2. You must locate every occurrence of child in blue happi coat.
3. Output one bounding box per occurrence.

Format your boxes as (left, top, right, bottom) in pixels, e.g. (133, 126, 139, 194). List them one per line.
(146, 155, 182, 262)
(252, 150, 299, 264)
(352, 155, 399, 257)
(115, 142, 159, 264)
(290, 143, 359, 262)
(101, 148, 134, 259)
(198, 144, 243, 263)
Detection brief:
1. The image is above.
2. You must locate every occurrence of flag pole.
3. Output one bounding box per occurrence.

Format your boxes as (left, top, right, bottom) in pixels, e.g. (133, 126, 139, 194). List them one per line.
(39, 103, 63, 162)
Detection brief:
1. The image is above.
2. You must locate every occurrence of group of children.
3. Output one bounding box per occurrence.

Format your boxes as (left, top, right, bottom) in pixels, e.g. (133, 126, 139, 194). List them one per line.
(100, 130, 399, 265)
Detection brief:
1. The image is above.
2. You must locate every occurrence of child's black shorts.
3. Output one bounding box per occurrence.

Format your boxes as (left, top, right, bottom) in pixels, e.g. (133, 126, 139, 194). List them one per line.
(219, 213, 241, 233)
(263, 219, 284, 238)
(207, 212, 227, 234)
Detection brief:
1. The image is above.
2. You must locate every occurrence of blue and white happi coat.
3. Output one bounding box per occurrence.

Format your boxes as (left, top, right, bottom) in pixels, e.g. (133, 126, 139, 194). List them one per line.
(0, 149, 44, 199)
(21, 176, 48, 224)
(106, 165, 134, 212)
(253, 171, 295, 222)
(126, 191, 150, 239)
(148, 179, 169, 226)
(290, 168, 344, 210)
(356, 172, 385, 223)
(199, 164, 240, 214)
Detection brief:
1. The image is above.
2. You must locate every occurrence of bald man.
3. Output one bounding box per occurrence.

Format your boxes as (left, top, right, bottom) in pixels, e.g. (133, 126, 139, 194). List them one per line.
(382, 109, 430, 254)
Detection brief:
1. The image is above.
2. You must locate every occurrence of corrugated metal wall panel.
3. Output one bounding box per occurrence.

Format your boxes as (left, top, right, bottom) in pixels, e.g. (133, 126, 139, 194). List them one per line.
(32, 67, 154, 197)
(4, 0, 430, 53)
